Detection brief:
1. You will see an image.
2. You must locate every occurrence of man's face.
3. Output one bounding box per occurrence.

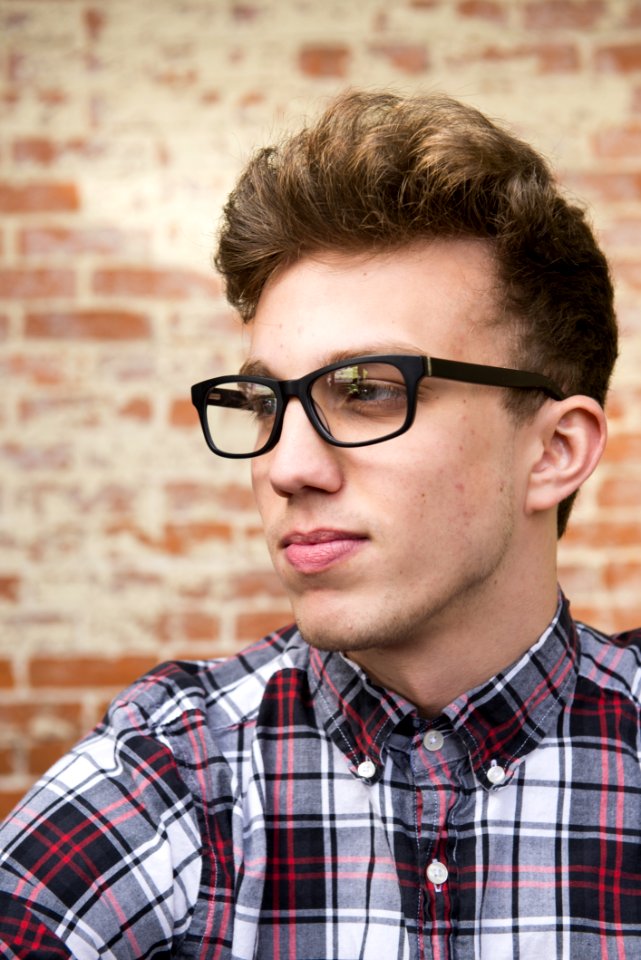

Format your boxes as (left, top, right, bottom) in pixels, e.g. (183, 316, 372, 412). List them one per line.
(248, 240, 534, 656)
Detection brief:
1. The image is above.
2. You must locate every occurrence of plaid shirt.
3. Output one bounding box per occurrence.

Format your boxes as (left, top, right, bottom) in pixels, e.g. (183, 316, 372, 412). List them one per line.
(1, 594, 641, 959)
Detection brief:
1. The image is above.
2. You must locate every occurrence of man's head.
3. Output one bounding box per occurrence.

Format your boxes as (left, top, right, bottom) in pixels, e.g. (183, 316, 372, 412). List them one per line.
(215, 90, 617, 536)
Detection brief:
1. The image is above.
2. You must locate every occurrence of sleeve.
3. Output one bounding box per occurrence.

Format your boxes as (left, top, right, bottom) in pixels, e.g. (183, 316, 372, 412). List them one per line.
(0, 699, 204, 959)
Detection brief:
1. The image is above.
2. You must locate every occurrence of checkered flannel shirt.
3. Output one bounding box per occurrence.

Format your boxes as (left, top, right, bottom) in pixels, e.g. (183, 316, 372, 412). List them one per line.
(1, 594, 641, 959)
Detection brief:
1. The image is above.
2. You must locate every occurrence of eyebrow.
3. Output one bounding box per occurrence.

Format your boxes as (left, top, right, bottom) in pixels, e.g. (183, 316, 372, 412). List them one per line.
(239, 345, 423, 378)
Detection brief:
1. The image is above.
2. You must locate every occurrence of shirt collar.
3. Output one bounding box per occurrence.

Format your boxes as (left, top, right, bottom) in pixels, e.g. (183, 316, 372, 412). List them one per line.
(307, 645, 415, 781)
(304, 592, 579, 789)
(443, 592, 579, 788)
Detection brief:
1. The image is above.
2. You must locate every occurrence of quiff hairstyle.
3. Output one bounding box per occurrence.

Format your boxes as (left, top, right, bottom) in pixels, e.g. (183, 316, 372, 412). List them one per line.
(215, 90, 617, 536)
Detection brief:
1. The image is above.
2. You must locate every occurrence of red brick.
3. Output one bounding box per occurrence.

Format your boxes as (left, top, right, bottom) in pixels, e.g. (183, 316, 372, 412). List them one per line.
(0, 315, 9, 340)
(0, 747, 15, 777)
(0, 182, 80, 213)
(164, 481, 254, 512)
(535, 43, 581, 72)
(12, 138, 104, 167)
(0, 442, 72, 471)
(84, 7, 106, 42)
(603, 561, 641, 591)
(595, 43, 641, 73)
(593, 122, 641, 157)
(0, 791, 24, 821)
(93, 267, 220, 299)
(0, 268, 74, 299)
(169, 398, 198, 427)
(230, 571, 286, 599)
(455, 43, 580, 73)
(612, 260, 641, 288)
(19, 225, 148, 257)
(603, 433, 641, 461)
(368, 43, 429, 74)
(0, 701, 83, 730)
(457, 0, 507, 22)
(599, 218, 641, 249)
(110, 567, 164, 591)
(567, 171, 641, 202)
(597, 474, 641, 508)
(0, 576, 20, 603)
(164, 481, 217, 510)
(156, 610, 220, 642)
(235, 610, 293, 642)
(563, 520, 641, 549)
(107, 519, 233, 554)
(11, 138, 57, 165)
(38, 89, 67, 107)
(25, 310, 150, 339)
(29, 655, 157, 689)
(2, 353, 67, 385)
(153, 69, 199, 89)
(18, 395, 98, 426)
(555, 562, 604, 597)
(523, 0, 604, 29)
(237, 91, 265, 109)
(566, 604, 632, 633)
(232, 5, 262, 21)
(626, 2, 641, 27)
(0, 660, 14, 688)
(28, 738, 79, 775)
(118, 397, 152, 420)
(298, 44, 350, 78)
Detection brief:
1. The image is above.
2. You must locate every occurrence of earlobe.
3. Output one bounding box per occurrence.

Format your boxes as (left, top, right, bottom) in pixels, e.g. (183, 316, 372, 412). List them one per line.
(524, 396, 607, 516)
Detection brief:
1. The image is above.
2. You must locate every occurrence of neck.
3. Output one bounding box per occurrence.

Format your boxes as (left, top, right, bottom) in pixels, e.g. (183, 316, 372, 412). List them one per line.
(347, 546, 559, 718)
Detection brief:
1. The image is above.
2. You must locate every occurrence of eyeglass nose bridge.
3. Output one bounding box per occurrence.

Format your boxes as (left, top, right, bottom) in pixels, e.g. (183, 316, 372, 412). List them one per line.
(269, 372, 334, 449)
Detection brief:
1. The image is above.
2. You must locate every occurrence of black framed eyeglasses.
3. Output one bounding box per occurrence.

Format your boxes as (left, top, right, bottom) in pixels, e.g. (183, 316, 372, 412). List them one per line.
(190, 354, 566, 459)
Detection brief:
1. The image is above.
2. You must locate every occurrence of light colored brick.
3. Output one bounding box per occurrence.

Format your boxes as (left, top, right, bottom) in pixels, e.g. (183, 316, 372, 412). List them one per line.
(2, 0, 641, 784)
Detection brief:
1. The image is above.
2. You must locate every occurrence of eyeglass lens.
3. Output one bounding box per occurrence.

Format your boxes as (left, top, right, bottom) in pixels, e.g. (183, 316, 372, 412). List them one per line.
(204, 361, 409, 455)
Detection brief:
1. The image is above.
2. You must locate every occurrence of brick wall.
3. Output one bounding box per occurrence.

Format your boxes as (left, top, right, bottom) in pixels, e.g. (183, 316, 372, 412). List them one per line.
(1, 0, 641, 816)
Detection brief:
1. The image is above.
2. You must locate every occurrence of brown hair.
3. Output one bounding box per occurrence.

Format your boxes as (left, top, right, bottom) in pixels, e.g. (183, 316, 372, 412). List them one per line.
(215, 90, 617, 535)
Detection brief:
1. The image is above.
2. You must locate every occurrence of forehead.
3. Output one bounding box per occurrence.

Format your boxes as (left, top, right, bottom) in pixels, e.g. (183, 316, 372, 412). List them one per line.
(247, 240, 503, 375)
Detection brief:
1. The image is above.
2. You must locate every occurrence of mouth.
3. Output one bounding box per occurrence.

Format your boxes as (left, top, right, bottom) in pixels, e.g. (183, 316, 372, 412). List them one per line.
(280, 529, 367, 574)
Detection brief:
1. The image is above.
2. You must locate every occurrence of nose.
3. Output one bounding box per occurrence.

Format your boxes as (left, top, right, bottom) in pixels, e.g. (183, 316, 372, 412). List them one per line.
(258, 398, 343, 498)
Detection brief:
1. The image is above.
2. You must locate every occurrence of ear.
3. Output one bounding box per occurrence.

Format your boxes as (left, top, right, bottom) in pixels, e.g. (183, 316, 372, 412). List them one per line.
(524, 396, 607, 516)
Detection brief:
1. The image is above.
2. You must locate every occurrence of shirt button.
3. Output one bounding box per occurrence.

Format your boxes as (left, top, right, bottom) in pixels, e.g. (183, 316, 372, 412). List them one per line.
(426, 860, 449, 886)
(357, 759, 376, 779)
(487, 763, 506, 785)
(423, 730, 444, 752)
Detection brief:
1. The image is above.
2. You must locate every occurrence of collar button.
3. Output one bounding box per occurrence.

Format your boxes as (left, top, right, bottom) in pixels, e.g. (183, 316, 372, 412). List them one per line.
(357, 759, 376, 779)
(487, 762, 506, 785)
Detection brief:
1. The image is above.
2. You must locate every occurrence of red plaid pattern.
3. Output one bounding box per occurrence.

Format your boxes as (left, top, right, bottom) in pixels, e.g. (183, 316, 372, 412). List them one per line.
(1, 594, 641, 958)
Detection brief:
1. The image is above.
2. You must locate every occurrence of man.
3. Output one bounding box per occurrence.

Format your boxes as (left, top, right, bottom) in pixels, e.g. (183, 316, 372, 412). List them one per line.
(0, 90, 637, 959)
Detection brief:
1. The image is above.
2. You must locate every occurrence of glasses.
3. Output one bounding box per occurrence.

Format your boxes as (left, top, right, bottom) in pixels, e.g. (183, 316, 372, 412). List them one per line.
(191, 354, 566, 459)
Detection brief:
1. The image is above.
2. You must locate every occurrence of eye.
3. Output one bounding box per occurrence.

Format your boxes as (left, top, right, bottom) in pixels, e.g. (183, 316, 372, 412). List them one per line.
(329, 364, 407, 411)
(245, 387, 278, 419)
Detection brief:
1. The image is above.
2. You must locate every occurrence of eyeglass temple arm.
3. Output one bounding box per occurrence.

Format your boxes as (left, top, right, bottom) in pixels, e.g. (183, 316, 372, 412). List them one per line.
(201, 386, 251, 410)
(426, 357, 566, 400)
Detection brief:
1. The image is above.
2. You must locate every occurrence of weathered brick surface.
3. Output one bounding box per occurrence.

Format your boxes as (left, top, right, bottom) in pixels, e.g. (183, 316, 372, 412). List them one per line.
(1, 0, 641, 818)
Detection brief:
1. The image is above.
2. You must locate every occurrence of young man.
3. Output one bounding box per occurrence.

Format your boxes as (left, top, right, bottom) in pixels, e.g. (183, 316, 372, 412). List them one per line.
(0, 91, 637, 959)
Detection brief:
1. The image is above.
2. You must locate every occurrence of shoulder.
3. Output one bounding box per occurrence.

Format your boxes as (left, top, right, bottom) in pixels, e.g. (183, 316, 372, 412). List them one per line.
(107, 622, 306, 740)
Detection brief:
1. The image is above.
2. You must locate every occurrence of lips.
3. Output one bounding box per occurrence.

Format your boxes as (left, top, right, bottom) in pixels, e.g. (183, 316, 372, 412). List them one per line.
(281, 529, 366, 574)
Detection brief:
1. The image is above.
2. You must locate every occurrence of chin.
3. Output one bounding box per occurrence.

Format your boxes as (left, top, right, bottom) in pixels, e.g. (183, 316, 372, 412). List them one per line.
(293, 605, 408, 654)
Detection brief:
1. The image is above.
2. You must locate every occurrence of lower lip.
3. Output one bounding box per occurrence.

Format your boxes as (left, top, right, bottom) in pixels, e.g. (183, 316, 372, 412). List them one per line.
(284, 537, 365, 574)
